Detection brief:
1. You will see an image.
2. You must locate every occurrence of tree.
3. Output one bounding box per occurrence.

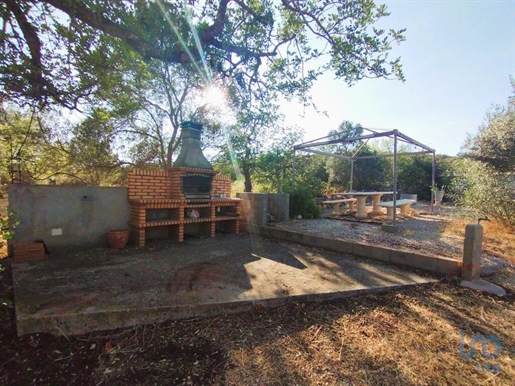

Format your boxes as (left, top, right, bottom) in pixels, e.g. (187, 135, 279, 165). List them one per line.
(65, 108, 127, 185)
(450, 158, 515, 227)
(253, 129, 329, 195)
(396, 155, 433, 201)
(323, 120, 390, 191)
(0, 107, 72, 186)
(453, 82, 515, 227)
(462, 82, 515, 173)
(1, 0, 406, 107)
(105, 59, 209, 170)
(212, 88, 280, 192)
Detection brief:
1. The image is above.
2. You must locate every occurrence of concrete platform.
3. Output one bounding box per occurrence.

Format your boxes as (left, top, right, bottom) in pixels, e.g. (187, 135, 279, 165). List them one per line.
(12, 233, 437, 336)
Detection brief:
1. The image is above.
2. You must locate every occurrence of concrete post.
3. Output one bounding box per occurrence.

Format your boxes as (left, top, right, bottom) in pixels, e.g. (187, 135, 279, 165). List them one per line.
(462, 223, 483, 281)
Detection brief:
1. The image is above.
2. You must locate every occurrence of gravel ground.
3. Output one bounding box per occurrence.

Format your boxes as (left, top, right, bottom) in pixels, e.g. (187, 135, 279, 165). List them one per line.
(273, 203, 513, 274)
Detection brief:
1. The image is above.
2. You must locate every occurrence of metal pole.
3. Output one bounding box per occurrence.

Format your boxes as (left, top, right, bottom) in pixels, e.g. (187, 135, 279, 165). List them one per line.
(350, 159, 354, 192)
(393, 130, 398, 224)
(431, 152, 436, 213)
(291, 150, 296, 193)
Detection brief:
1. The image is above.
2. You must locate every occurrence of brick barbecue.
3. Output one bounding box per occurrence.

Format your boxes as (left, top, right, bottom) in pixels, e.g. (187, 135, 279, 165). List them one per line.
(128, 122, 240, 246)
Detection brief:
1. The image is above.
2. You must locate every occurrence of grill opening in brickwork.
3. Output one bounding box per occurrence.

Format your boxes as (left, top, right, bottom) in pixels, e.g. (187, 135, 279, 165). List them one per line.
(182, 173, 213, 199)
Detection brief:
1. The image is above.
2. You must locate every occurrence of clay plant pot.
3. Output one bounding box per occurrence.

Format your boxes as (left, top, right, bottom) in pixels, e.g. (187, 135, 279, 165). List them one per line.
(107, 230, 130, 249)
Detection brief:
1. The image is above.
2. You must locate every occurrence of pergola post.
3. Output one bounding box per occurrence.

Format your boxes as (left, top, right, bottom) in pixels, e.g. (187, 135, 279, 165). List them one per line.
(292, 150, 296, 193)
(393, 130, 398, 225)
(350, 159, 354, 191)
(431, 152, 436, 213)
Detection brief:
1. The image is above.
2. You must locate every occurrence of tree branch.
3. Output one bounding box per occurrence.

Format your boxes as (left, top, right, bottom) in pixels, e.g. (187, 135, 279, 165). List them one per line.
(43, 0, 193, 63)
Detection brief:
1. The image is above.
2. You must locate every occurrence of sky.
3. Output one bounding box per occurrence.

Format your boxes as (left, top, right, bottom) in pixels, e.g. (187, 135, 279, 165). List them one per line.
(281, 0, 514, 156)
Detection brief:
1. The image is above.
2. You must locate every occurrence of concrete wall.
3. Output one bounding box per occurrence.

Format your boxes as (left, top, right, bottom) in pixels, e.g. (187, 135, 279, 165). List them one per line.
(237, 193, 268, 227)
(237, 192, 289, 232)
(8, 184, 130, 252)
(267, 193, 289, 222)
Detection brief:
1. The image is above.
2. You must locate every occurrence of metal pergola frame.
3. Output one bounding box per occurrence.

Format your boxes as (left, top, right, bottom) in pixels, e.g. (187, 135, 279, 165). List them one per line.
(292, 128, 436, 224)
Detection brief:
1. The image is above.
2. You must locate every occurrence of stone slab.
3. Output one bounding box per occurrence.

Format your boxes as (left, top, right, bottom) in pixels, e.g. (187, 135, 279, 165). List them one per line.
(12, 233, 436, 336)
(460, 279, 507, 296)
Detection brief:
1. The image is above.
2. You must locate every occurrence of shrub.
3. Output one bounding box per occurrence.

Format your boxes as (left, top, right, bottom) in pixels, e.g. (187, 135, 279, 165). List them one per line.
(289, 187, 322, 219)
(0, 210, 18, 249)
(449, 159, 515, 227)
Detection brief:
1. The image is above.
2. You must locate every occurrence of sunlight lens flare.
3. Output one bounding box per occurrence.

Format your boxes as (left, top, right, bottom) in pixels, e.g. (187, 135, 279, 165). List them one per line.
(201, 84, 228, 110)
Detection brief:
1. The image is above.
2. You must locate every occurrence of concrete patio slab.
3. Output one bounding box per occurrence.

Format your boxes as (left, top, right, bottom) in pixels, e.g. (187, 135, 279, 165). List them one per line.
(12, 233, 437, 336)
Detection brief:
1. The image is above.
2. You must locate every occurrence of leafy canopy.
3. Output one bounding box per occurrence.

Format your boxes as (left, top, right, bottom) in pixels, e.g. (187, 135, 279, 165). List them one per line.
(462, 81, 515, 173)
(1, 0, 406, 107)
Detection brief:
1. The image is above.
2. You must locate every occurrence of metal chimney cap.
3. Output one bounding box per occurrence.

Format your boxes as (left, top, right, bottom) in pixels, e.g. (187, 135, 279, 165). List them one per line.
(180, 121, 203, 131)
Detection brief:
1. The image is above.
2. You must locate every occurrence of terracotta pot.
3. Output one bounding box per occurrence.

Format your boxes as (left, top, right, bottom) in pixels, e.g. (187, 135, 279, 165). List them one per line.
(107, 230, 130, 249)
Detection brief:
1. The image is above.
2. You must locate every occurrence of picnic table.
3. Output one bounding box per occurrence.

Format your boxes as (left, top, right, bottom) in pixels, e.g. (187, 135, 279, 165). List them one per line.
(333, 191, 394, 219)
(378, 199, 417, 220)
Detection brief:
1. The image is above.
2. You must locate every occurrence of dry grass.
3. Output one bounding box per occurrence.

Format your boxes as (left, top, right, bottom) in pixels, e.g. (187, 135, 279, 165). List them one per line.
(58, 283, 512, 385)
(442, 219, 515, 265)
(3, 278, 513, 385)
(216, 284, 515, 386)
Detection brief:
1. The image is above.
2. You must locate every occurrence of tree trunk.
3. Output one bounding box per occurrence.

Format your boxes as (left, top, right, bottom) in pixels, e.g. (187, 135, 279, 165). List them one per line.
(243, 167, 252, 192)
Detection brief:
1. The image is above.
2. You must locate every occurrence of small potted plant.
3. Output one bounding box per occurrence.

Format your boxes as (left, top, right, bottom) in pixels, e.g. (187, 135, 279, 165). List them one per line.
(107, 229, 130, 249)
(432, 186, 445, 206)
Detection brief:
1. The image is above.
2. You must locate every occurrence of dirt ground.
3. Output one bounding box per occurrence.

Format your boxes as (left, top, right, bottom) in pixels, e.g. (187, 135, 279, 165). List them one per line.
(1, 258, 514, 385)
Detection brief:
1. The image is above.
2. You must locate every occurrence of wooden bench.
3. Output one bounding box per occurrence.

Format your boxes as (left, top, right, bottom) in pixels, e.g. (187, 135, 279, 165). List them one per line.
(322, 198, 357, 213)
(378, 199, 417, 219)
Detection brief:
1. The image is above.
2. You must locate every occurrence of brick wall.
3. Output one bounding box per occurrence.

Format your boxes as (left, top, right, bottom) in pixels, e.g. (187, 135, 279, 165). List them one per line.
(129, 168, 232, 200)
(212, 174, 232, 197)
(128, 169, 171, 200)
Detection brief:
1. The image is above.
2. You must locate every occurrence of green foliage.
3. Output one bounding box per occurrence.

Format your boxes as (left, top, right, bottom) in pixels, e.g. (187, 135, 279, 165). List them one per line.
(254, 148, 293, 193)
(211, 86, 283, 193)
(453, 83, 515, 226)
(327, 121, 364, 153)
(254, 143, 328, 197)
(396, 155, 454, 201)
(1, 1, 406, 107)
(351, 147, 392, 191)
(67, 108, 126, 186)
(0, 107, 71, 185)
(0, 210, 19, 249)
(326, 145, 391, 192)
(292, 155, 329, 197)
(463, 81, 515, 173)
(289, 187, 322, 219)
(449, 159, 515, 227)
(396, 156, 432, 200)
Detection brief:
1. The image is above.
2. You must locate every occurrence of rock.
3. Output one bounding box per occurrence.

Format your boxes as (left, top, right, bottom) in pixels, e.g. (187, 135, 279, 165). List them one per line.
(460, 279, 507, 296)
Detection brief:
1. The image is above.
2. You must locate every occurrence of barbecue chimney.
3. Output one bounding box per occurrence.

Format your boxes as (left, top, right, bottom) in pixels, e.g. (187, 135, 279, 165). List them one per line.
(173, 121, 213, 170)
